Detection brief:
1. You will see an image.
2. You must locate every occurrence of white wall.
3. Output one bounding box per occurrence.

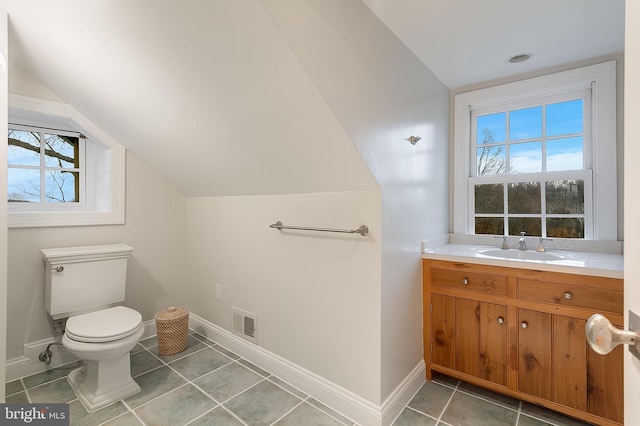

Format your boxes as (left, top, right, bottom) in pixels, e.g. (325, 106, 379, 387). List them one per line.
(186, 191, 382, 403)
(6, 152, 187, 361)
(9, 62, 61, 102)
(259, 0, 450, 403)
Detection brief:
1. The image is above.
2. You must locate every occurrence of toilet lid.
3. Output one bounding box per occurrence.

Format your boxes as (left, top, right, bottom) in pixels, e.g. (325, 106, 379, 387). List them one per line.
(65, 306, 143, 343)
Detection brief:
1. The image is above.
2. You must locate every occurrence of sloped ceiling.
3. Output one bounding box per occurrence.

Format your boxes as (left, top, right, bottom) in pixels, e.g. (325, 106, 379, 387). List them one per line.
(1, 0, 379, 196)
(0, 0, 625, 196)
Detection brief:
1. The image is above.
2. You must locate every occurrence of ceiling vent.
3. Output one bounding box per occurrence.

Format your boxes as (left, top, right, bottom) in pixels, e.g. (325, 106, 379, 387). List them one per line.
(233, 307, 257, 344)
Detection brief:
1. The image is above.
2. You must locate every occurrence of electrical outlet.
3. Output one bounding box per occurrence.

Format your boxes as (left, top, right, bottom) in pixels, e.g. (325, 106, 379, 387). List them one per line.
(215, 284, 222, 300)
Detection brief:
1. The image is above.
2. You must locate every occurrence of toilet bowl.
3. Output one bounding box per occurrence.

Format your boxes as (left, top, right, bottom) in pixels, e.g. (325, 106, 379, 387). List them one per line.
(41, 244, 142, 412)
(61, 306, 145, 412)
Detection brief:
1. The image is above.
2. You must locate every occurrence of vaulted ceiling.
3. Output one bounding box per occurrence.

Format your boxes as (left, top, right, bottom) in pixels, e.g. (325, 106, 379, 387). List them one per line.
(0, 0, 624, 196)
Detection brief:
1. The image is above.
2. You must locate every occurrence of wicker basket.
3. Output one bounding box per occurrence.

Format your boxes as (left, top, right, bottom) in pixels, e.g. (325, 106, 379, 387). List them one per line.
(155, 306, 189, 356)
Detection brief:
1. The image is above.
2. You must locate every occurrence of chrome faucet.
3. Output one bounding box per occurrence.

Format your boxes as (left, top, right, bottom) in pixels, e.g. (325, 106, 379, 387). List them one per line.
(495, 235, 509, 250)
(537, 237, 553, 252)
(518, 232, 527, 251)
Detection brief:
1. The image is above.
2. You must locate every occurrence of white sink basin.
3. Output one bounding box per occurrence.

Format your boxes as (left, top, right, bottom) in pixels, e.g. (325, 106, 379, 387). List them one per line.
(478, 249, 571, 261)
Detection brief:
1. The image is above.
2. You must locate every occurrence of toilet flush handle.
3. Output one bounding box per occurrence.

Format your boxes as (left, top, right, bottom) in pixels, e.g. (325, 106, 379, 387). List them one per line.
(53, 265, 64, 272)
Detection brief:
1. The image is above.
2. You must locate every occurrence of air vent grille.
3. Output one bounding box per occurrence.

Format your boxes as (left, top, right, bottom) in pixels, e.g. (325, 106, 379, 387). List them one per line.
(244, 316, 255, 338)
(232, 307, 257, 343)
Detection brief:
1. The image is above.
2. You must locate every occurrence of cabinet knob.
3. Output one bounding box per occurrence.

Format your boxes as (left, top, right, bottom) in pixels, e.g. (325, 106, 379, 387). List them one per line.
(564, 292, 572, 300)
(462, 278, 469, 285)
(521, 321, 529, 329)
(497, 316, 505, 325)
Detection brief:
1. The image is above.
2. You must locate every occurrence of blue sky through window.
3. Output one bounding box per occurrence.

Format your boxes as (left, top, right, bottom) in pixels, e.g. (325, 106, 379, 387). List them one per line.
(547, 99, 583, 136)
(510, 106, 542, 140)
(511, 141, 541, 173)
(476, 98, 584, 174)
(477, 112, 505, 144)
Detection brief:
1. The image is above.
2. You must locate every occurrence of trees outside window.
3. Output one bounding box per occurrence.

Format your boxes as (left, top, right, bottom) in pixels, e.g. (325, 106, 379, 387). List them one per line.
(8, 126, 83, 204)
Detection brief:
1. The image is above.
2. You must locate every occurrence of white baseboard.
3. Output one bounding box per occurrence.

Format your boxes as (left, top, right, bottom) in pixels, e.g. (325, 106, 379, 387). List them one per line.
(141, 319, 156, 340)
(6, 316, 423, 426)
(380, 361, 425, 426)
(6, 320, 157, 383)
(190, 313, 424, 426)
(189, 314, 380, 425)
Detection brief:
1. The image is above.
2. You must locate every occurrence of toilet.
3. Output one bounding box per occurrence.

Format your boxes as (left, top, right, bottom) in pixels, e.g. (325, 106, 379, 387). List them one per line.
(41, 244, 144, 412)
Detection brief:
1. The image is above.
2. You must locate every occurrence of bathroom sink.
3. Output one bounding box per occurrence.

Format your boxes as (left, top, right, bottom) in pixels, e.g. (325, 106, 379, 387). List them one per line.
(478, 249, 570, 261)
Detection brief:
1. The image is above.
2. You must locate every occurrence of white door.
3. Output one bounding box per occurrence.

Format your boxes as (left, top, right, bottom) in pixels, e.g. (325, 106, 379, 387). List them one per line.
(625, 0, 640, 423)
(0, 7, 8, 403)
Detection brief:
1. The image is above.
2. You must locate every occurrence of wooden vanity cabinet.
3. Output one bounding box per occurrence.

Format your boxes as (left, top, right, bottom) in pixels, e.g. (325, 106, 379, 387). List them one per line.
(430, 294, 507, 385)
(517, 309, 552, 400)
(424, 259, 624, 426)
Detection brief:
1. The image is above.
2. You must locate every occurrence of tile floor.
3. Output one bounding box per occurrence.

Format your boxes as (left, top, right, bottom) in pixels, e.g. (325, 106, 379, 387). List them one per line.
(395, 374, 592, 426)
(4, 331, 592, 426)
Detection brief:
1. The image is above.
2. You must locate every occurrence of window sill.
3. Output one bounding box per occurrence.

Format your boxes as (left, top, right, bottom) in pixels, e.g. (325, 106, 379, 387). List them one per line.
(8, 210, 124, 228)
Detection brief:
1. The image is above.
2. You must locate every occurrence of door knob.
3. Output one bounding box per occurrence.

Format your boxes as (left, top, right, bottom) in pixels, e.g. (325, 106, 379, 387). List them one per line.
(586, 313, 639, 355)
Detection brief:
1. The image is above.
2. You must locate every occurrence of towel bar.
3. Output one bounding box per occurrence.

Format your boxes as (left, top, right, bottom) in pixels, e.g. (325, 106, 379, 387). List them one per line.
(269, 221, 369, 236)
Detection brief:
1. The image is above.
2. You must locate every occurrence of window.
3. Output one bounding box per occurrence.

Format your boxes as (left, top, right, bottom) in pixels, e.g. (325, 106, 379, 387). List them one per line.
(453, 62, 617, 241)
(471, 93, 591, 238)
(7, 95, 125, 228)
(8, 125, 84, 205)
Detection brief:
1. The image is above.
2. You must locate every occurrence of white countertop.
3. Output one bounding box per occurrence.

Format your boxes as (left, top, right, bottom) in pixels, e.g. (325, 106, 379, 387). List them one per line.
(422, 243, 624, 279)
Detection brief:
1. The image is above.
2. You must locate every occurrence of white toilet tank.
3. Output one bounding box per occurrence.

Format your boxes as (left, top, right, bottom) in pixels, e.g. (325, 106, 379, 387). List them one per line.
(41, 244, 134, 319)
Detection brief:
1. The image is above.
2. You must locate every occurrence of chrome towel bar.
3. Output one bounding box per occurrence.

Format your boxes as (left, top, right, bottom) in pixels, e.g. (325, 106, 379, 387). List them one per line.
(269, 221, 369, 236)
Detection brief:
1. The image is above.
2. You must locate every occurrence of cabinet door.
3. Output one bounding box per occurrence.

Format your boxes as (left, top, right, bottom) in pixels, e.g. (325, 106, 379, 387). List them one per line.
(553, 315, 587, 410)
(479, 303, 507, 386)
(454, 298, 507, 384)
(431, 294, 455, 369)
(518, 309, 552, 399)
(588, 341, 623, 423)
(455, 298, 481, 377)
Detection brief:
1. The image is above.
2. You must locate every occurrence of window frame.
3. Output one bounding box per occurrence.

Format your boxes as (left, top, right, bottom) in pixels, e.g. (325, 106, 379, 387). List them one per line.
(469, 89, 592, 238)
(8, 124, 86, 208)
(7, 95, 125, 228)
(453, 61, 617, 241)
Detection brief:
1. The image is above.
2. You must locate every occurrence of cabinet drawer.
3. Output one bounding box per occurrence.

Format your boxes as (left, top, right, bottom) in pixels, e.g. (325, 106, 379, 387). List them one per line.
(431, 268, 507, 296)
(518, 279, 622, 314)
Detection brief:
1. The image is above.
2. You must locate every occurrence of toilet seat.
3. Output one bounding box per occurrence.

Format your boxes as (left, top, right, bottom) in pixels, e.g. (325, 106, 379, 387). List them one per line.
(65, 306, 143, 343)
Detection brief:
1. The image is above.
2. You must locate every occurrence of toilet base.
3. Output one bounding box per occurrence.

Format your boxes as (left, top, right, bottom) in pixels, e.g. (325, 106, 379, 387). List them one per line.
(68, 359, 141, 413)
